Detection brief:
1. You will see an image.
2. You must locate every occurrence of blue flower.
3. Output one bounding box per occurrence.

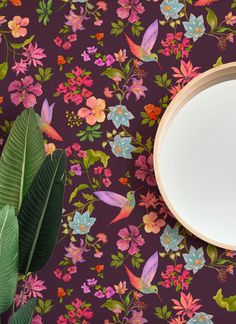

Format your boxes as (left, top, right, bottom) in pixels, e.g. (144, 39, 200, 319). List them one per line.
(183, 246, 205, 274)
(183, 14, 205, 42)
(160, 225, 184, 252)
(160, 0, 184, 21)
(69, 211, 96, 235)
(107, 105, 134, 129)
(110, 135, 135, 159)
(187, 312, 214, 324)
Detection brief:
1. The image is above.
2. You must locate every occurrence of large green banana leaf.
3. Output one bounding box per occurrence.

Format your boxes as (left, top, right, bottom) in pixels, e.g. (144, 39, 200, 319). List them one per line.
(18, 150, 66, 273)
(0, 205, 18, 314)
(0, 109, 45, 214)
(9, 298, 36, 324)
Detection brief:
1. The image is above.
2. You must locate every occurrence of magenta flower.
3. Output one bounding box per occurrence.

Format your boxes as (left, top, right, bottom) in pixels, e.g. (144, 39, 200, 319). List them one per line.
(117, 225, 145, 255)
(65, 239, 89, 264)
(135, 154, 157, 186)
(22, 42, 46, 67)
(65, 8, 89, 32)
(127, 310, 148, 324)
(105, 54, 115, 66)
(95, 290, 105, 298)
(117, 0, 145, 23)
(126, 78, 147, 101)
(32, 315, 43, 324)
(81, 283, 91, 293)
(70, 164, 82, 176)
(105, 286, 115, 298)
(172, 60, 201, 86)
(8, 76, 42, 108)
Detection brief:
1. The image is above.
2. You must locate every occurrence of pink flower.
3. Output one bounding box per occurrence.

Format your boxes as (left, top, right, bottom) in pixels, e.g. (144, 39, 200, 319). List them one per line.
(68, 266, 77, 274)
(66, 146, 72, 157)
(94, 251, 103, 258)
(172, 60, 201, 86)
(72, 143, 81, 151)
(22, 42, 46, 67)
(83, 308, 93, 319)
(104, 168, 111, 177)
(12, 59, 28, 75)
(105, 54, 115, 66)
(87, 278, 97, 286)
(95, 58, 105, 66)
(77, 96, 106, 125)
(83, 75, 93, 87)
(72, 298, 83, 309)
(117, 225, 145, 255)
(135, 154, 157, 186)
(81, 51, 90, 61)
(65, 8, 89, 32)
(96, 232, 108, 243)
(94, 19, 103, 26)
(104, 87, 114, 98)
(8, 16, 29, 38)
(65, 239, 89, 264)
(126, 78, 147, 100)
(117, 0, 145, 23)
(25, 274, 46, 299)
(57, 315, 68, 324)
(54, 36, 62, 47)
(71, 164, 82, 176)
(96, 1, 108, 11)
(62, 41, 72, 50)
(106, 287, 115, 298)
(62, 273, 72, 282)
(87, 46, 97, 54)
(54, 268, 62, 279)
(102, 177, 111, 187)
(172, 292, 202, 319)
(169, 83, 182, 100)
(139, 191, 158, 209)
(94, 166, 104, 174)
(81, 283, 91, 293)
(8, 76, 42, 108)
(95, 290, 105, 298)
(68, 34, 77, 42)
(32, 315, 43, 324)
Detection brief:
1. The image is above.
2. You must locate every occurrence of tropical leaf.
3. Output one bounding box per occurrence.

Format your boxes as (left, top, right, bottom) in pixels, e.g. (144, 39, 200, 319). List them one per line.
(9, 298, 37, 324)
(213, 289, 236, 312)
(0, 109, 45, 214)
(18, 150, 66, 273)
(0, 205, 18, 314)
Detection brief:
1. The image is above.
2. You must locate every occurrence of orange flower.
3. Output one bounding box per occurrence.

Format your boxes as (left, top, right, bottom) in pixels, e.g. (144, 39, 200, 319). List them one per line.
(95, 33, 104, 41)
(0, 96, 3, 105)
(119, 177, 128, 185)
(57, 55, 66, 65)
(57, 287, 66, 298)
(95, 264, 104, 273)
(10, 0, 22, 5)
(144, 104, 161, 120)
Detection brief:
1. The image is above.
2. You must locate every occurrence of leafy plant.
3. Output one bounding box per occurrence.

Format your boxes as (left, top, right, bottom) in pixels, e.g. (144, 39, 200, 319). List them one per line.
(0, 206, 18, 314)
(76, 124, 102, 142)
(0, 108, 66, 322)
(36, 0, 53, 26)
(154, 73, 171, 88)
(35, 67, 53, 83)
(154, 305, 172, 320)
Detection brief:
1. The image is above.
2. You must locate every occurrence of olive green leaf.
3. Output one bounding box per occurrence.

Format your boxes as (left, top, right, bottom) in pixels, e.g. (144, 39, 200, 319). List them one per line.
(206, 8, 218, 32)
(0, 109, 45, 214)
(206, 244, 218, 264)
(18, 150, 66, 273)
(9, 298, 37, 324)
(213, 289, 236, 312)
(0, 205, 18, 314)
(0, 61, 8, 80)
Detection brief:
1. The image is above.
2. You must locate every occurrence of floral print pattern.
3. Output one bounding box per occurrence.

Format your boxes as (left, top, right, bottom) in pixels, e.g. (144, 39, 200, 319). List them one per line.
(1, 0, 236, 323)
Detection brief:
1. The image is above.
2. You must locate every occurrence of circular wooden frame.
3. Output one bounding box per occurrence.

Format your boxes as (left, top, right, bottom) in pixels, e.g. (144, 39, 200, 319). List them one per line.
(153, 62, 236, 250)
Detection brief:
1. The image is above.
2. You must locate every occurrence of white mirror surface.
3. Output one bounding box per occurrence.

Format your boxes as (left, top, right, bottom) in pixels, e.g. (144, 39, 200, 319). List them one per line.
(158, 79, 236, 248)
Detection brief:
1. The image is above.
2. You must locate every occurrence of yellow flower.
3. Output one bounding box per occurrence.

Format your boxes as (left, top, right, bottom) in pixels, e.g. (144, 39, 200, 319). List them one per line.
(44, 143, 56, 156)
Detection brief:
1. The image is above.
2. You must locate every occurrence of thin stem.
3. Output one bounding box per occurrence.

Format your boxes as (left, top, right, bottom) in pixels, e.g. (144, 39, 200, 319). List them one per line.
(20, 273, 28, 307)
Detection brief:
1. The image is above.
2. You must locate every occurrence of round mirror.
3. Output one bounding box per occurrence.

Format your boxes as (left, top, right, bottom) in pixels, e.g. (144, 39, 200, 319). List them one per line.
(154, 62, 236, 250)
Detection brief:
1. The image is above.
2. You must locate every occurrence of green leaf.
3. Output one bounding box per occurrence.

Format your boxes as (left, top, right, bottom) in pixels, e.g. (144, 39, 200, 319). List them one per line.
(213, 289, 236, 312)
(83, 149, 109, 169)
(0, 61, 8, 80)
(101, 300, 125, 312)
(206, 8, 218, 32)
(206, 244, 218, 264)
(124, 291, 132, 307)
(9, 298, 37, 324)
(18, 150, 66, 273)
(69, 184, 89, 203)
(0, 206, 18, 314)
(213, 56, 223, 68)
(101, 67, 125, 80)
(0, 109, 45, 214)
(10, 35, 35, 49)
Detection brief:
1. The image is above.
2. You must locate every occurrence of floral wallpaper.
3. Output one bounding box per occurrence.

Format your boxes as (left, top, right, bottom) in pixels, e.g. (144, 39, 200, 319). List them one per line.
(1, 0, 236, 323)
